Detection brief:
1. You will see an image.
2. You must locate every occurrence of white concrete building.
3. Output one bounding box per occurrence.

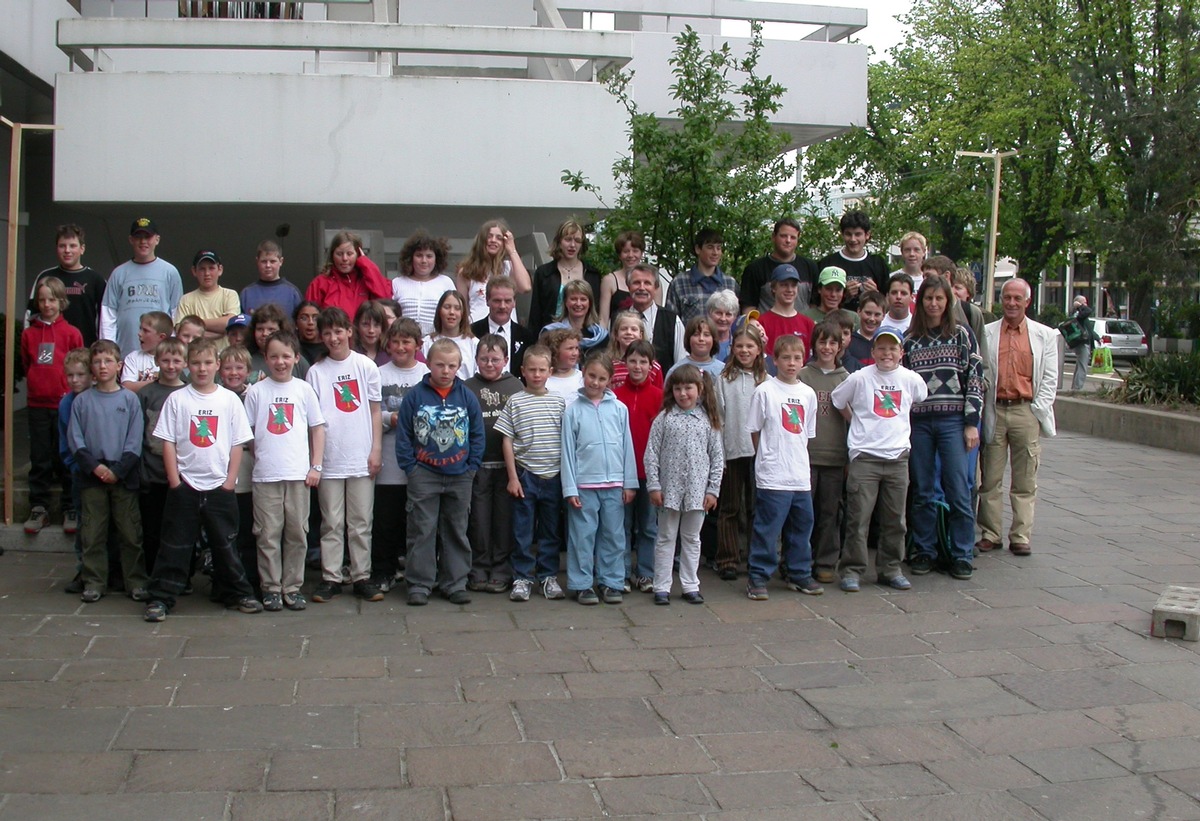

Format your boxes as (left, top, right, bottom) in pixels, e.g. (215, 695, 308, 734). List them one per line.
(2, 0, 868, 289)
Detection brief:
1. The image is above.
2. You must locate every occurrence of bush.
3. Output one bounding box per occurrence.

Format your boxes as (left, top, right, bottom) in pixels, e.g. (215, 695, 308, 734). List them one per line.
(1111, 353, 1200, 406)
(1038, 305, 1068, 328)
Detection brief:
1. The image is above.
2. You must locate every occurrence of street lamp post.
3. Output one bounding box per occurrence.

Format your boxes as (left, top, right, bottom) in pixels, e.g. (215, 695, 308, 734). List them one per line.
(957, 148, 1017, 312)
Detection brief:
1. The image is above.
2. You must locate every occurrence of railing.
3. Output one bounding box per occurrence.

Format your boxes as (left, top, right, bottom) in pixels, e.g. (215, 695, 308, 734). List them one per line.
(57, 16, 634, 79)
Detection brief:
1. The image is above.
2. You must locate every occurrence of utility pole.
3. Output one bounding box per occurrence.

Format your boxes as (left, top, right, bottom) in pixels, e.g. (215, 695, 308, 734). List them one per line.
(957, 148, 1018, 311)
(3, 117, 61, 525)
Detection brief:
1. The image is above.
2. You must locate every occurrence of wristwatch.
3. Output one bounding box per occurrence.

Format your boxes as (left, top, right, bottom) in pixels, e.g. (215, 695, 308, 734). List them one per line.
(310, 465, 323, 473)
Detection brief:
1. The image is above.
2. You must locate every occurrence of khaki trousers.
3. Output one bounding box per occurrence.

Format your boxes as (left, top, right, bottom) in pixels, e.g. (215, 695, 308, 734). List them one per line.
(253, 480, 311, 595)
(978, 402, 1040, 546)
(317, 476, 375, 584)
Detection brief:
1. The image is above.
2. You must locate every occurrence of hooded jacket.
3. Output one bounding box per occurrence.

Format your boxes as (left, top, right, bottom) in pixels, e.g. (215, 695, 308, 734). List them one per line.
(395, 374, 485, 476)
(560, 388, 638, 497)
(21, 315, 84, 408)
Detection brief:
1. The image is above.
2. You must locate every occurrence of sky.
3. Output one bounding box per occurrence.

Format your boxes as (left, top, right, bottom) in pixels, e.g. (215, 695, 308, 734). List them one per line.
(718, 0, 913, 56)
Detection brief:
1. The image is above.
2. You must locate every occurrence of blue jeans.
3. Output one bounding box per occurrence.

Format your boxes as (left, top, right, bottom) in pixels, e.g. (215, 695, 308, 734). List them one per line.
(747, 488, 814, 586)
(509, 469, 563, 582)
(624, 480, 657, 580)
(566, 487, 626, 592)
(910, 414, 975, 563)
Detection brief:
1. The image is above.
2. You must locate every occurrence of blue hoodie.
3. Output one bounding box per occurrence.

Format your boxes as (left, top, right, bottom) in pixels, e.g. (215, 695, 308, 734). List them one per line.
(560, 388, 638, 498)
(395, 374, 484, 476)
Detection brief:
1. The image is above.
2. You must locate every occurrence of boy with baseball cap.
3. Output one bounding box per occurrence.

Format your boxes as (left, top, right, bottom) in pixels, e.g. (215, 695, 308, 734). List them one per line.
(175, 250, 241, 350)
(101, 218, 183, 357)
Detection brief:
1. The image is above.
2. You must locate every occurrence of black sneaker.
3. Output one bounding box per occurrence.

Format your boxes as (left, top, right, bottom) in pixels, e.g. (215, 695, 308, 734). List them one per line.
(64, 574, 84, 595)
(681, 591, 705, 604)
(312, 581, 341, 603)
(718, 567, 739, 581)
(950, 560, 974, 580)
(908, 554, 935, 575)
(144, 601, 167, 622)
(654, 592, 670, 605)
(575, 588, 599, 605)
(599, 585, 623, 605)
(353, 581, 384, 602)
(235, 597, 264, 614)
(262, 592, 284, 611)
(80, 588, 102, 603)
(282, 591, 307, 611)
(445, 589, 471, 605)
(407, 590, 429, 606)
(369, 574, 393, 594)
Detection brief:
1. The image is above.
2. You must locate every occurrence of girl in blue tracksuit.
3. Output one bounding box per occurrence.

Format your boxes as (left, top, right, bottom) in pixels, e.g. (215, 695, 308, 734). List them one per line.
(560, 351, 638, 605)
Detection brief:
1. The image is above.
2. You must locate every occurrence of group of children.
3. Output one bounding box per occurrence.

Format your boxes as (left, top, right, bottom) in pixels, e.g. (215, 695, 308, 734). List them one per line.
(20, 215, 982, 621)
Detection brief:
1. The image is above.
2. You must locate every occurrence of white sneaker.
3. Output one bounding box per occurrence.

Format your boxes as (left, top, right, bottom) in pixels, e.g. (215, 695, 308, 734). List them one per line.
(510, 579, 532, 602)
(541, 576, 565, 600)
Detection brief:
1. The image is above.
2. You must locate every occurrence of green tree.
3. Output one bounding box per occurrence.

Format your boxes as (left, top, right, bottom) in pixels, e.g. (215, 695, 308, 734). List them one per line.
(1075, 0, 1200, 328)
(563, 24, 805, 278)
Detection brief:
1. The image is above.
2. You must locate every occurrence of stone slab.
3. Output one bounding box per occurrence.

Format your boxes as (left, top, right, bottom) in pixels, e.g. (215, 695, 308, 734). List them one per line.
(801, 677, 1038, 728)
(1012, 774, 1200, 821)
(114, 706, 357, 750)
(268, 749, 402, 791)
(405, 742, 560, 787)
(447, 783, 602, 820)
(557, 736, 715, 778)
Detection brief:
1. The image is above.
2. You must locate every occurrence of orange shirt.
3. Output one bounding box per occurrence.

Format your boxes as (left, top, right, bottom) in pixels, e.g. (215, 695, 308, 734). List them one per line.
(996, 318, 1034, 401)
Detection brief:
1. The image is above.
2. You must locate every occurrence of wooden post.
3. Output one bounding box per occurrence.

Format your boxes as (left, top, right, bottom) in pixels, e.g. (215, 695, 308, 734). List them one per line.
(3, 118, 60, 525)
(956, 148, 1018, 312)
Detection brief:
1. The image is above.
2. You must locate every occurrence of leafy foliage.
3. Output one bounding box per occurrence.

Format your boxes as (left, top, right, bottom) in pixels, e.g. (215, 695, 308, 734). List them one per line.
(1110, 353, 1200, 405)
(562, 24, 806, 277)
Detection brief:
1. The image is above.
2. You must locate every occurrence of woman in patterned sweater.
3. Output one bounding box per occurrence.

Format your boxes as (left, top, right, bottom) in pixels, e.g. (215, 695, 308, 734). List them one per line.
(902, 275, 985, 581)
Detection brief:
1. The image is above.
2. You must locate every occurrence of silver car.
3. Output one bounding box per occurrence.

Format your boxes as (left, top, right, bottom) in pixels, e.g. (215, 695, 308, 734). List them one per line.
(1090, 318, 1149, 359)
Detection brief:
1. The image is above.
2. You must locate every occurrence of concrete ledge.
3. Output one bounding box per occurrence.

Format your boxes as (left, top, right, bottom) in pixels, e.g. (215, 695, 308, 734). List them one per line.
(1055, 395, 1200, 455)
(0, 525, 74, 554)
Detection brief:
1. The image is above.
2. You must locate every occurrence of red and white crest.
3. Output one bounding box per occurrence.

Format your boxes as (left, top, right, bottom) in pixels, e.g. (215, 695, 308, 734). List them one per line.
(333, 379, 361, 413)
(873, 389, 901, 418)
(189, 415, 218, 448)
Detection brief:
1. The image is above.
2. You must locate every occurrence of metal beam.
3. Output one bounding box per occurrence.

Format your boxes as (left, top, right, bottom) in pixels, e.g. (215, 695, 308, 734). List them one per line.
(555, 0, 867, 31)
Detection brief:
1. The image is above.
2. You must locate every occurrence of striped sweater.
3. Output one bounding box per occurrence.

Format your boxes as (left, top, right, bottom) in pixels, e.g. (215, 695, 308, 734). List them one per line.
(903, 327, 985, 428)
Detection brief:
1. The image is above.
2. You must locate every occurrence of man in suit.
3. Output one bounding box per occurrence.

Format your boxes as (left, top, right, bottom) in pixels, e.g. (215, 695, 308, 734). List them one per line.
(626, 264, 684, 374)
(977, 278, 1059, 556)
(470, 275, 534, 378)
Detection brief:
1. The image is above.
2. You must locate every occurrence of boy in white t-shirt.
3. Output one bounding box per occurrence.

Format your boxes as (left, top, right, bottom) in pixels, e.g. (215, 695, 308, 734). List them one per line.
(745, 335, 820, 600)
(372, 318, 429, 592)
(306, 306, 384, 604)
(878, 274, 914, 338)
(121, 311, 172, 393)
(831, 330, 928, 592)
(143, 338, 260, 622)
(245, 331, 326, 612)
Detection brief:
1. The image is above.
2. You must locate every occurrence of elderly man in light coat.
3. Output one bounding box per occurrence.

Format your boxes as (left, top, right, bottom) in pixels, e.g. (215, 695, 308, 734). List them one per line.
(977, 279, 1060, 556)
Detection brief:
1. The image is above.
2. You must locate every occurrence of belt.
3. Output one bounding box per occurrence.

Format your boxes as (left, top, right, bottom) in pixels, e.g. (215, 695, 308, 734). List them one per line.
(995, 397, 1030, 406)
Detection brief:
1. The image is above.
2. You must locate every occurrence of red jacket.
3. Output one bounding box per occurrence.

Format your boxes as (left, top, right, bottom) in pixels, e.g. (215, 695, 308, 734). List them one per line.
(304, 254, 391, 319)
(21, 315, 83, 408)
(614, 376, 663, 481)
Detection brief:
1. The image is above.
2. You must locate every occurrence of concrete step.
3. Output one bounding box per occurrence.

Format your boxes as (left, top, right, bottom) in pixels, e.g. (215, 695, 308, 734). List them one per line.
(0, 523, 75, 554)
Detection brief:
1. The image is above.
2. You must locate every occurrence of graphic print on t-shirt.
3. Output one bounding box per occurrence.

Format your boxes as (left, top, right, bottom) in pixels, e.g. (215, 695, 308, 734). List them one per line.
(873, 389, 901, 418)
(334, 378, 361, 413)
(780, 400, 806, 434)
(267, 402, 294, 435)
(190, 413, 219, 447)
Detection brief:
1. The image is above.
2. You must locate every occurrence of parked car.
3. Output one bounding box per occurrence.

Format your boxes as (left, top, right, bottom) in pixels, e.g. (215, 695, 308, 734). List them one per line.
(1090, 317, 1149, 359)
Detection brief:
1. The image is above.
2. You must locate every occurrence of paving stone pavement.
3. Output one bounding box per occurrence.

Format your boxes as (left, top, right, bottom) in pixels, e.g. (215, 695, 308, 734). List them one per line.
(1, 430, 1199, 820)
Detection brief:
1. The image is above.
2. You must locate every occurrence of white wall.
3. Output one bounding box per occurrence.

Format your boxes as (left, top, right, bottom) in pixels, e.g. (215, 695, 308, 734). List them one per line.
(54, 72, 626, 208)
(0, 0, 79, 87)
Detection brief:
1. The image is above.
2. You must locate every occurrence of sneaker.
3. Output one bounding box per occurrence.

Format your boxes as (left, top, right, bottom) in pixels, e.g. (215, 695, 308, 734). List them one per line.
(262, 592, 283, 611)
(746, 582, 769, 601)
(144, 601, 167, 622)
(718, 567, 739, 581)
(786, 577, 824, 596)
(407, 590, 428, 606)
(839, 577, 860, 593)
(484, 579, 509, 594)
(282, 591, 307, 611)
(80, 588, 102, 603)
(950, 560, 974, 580)
(635, 576, 654, 593)
(813, 568, 837, 585)
(599, 585, 623, 605)
(23, 506, 49, 535)
(236, 596, 263, 614)
(129, 587, 151, 602)
(64, 574, 84, 595)
(681, 591, 704, 605)
(353, 581, 385, 602)
(541, 576, 565, 600)
(622, 580, 632, 594)
(510, 579, 532, 602)
(908, 554, 935, 575)
(370, 574, 393, 594)
(654, 592, 670, 606)
(62, 510, 78, 535)
(466, 579, 490, 593)
(393, 567, 406, 584)
(312, 581, 341, 603)
(575, 588, 599, 606)
(884, 574, 913, 590)
(340, 566, 352, 585)
(445, 589, 471, 605)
